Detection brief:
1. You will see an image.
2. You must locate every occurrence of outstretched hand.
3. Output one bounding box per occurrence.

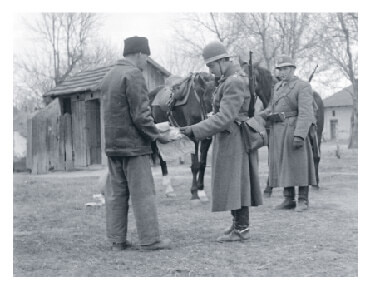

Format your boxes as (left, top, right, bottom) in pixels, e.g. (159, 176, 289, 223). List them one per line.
(157, 135, 170, 144)
(180, 126, 194, 140)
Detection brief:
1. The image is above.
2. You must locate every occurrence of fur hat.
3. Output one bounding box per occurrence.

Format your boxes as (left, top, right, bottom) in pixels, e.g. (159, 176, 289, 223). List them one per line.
(123, 36, 151, 57)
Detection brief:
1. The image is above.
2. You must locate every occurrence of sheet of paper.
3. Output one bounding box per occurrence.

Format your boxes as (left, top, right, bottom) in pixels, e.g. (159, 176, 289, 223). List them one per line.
(156, 136, 195, 162)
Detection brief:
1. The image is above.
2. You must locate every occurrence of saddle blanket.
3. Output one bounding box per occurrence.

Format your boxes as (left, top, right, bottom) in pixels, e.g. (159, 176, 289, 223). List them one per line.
(151, 87, 172, 111)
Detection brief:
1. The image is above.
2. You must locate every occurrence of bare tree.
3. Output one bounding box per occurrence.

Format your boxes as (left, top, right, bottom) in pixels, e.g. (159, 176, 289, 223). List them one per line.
(14, 13, 119, 110)
(27, 13, 101, 85)
(316, 13, 358, 148)
(171, 13, 323, 78)
(233, 13, 323, 79)
(166, 13, 243, 74)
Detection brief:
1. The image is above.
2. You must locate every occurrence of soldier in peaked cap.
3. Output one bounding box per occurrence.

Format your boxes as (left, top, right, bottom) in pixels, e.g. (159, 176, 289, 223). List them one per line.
(180, 41, 263, 243)
(100, 36, 171, 251)
(259, 55, 317, 212)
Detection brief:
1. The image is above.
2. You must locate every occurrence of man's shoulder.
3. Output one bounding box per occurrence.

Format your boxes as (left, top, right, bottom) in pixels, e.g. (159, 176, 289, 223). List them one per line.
(291, 77, 311, 89)
(226, 71, 247, 84)
(115, 59, 141, 73)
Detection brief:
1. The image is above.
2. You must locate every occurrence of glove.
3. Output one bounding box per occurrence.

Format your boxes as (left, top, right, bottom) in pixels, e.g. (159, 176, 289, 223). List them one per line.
(180, 126, 195, 140)
(156, 134, 170, 144)
(293, 136, 304, 149)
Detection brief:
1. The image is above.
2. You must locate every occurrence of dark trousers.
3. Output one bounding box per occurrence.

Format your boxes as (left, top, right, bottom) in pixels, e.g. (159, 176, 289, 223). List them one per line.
(231, 206, 249, 230)
(105, 155, 160, 245)
(284, 186, 309, 201)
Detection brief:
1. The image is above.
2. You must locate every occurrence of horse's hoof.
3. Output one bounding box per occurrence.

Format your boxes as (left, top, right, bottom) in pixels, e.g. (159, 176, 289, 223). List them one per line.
(312, 185, 320, 190)
(198, 190, 209, 202)
(162, 176, 172, 186)
(165, 185, 175, 194)
(165, 192, 176, 198)
(190, 199, 202, 207)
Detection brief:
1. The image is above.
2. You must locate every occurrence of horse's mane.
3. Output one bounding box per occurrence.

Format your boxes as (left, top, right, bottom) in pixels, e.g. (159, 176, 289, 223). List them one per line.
(253, 63, 277, 106)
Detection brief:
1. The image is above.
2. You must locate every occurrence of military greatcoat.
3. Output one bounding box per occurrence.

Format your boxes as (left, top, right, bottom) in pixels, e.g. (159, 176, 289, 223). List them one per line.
(263, 76, 317, 187)
(191, 64, 263, 212)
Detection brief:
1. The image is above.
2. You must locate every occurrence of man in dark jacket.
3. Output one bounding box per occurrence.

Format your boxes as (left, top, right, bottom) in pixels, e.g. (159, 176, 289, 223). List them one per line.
(100, 36, 170, 251)
(180, 41, 263, 242)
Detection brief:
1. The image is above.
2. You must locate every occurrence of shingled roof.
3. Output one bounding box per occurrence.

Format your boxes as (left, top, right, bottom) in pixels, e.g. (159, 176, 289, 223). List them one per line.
(43, 57, 171, 98)
(323, 86, 354, 107)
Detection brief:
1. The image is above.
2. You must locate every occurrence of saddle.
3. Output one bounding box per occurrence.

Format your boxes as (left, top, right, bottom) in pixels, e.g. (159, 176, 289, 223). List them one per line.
(151, 75, 194, 111)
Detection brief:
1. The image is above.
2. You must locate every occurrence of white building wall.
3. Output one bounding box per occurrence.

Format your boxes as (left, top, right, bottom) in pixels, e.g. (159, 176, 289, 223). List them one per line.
(323, 106, 353, 141)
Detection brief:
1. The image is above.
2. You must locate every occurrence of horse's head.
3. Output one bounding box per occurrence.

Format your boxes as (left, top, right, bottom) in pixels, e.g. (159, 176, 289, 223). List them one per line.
(239, 60, 277, 109)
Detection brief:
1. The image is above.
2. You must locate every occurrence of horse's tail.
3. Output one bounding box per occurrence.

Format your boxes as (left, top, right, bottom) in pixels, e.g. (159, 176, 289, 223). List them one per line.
(313, 91, 324, 145)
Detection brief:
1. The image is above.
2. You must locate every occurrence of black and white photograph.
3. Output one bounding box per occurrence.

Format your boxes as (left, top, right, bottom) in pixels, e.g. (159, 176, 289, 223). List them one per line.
(6, 0, 369, 287)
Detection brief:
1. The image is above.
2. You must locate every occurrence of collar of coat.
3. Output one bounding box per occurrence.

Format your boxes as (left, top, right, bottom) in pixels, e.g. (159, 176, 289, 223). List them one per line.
(218, 63, 242, 83)
(116, 58, 136, 67)
(276, 76, 299, 90)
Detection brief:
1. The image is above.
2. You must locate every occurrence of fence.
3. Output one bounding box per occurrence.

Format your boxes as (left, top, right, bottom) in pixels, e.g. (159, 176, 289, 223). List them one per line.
(27, 99, 73, 174)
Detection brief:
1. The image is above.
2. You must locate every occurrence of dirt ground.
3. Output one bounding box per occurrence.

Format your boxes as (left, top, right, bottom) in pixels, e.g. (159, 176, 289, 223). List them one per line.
(13, 141, 358, 277)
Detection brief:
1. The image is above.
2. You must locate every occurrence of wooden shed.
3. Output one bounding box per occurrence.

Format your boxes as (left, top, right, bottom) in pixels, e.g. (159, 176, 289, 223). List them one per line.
(27, 58, 171, 174)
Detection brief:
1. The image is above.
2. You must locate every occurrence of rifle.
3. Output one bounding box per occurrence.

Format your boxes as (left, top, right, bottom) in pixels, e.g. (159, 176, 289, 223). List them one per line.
(248, 51, 256, 117)
(307, 64, 320, 160)
(308, 64, 318, 83)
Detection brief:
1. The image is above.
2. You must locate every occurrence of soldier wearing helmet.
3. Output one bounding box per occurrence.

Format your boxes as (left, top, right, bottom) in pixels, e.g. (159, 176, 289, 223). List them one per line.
(259, 55, 317, 212)
(181, 41, 263, 242)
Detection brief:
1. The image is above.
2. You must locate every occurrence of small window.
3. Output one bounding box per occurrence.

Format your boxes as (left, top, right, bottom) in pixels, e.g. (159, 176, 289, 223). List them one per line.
(332, 110, 336, 117)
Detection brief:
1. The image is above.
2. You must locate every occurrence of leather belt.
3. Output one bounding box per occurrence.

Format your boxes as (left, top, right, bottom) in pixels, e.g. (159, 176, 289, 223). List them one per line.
(266, 111, 298, 122)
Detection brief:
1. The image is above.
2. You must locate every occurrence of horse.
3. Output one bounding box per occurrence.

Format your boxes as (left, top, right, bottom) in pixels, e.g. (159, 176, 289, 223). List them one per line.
(149, 72, 216, 202)
(240, 61, 324, 195)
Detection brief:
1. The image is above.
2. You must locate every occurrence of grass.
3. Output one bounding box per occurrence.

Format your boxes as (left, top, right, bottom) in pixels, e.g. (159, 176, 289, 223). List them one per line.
(13, 142, 357, 277)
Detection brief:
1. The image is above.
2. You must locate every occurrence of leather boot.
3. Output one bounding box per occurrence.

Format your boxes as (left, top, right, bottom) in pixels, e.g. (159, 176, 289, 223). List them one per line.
(111, 240, 133, 251)
(223, 211, 236, 235)
(217, 207, 249, 242)
(275, 187, 296, 209)
(139, 239, 172, 251)
(296, 186, 309, 212)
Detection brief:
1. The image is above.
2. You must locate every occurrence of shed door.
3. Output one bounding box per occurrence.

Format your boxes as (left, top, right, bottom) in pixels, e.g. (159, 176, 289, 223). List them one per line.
(71, 99, 87, 167)
(86, 99, 101, 165)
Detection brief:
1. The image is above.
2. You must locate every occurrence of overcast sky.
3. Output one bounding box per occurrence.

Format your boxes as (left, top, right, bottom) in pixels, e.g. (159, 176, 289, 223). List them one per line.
(13, 9, 361, 98)
(13, 13, 180, 60)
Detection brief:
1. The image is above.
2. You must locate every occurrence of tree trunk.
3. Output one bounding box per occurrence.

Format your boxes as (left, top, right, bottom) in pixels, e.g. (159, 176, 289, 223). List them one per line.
(348, 80, 358, 149)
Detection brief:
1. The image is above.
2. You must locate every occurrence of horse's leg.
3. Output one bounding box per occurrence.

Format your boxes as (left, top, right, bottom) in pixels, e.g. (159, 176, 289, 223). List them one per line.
(197, 138, 212, 202)
(190, 141, 201, 201)
(312, 155, 320, 190)
(152, 141, 175, 197)
(264, 140, 273, 197)
(160, 156, 176, 197)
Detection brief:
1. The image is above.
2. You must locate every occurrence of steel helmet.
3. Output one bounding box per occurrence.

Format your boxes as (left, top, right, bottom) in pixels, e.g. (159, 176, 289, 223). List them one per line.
(275, 55, 296, 68)
(202, 41, 231, 64)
